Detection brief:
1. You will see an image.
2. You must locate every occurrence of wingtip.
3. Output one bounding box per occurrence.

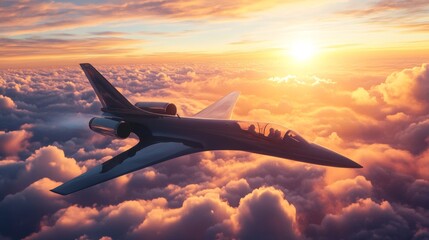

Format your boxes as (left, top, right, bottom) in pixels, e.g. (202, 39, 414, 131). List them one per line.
(349, 161, 363, 168)
(49, 184, 71, 196)
(231, 91, 240, 96)
(50, 186, 69, 196)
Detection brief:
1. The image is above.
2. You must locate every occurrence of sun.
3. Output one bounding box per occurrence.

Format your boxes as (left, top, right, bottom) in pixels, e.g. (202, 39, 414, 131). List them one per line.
(289, 41, 317, 62)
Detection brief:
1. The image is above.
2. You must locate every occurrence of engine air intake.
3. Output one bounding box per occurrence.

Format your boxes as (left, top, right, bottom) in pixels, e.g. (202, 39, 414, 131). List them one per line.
(135, 102, 177, 115)
(89, 117, 131, 139)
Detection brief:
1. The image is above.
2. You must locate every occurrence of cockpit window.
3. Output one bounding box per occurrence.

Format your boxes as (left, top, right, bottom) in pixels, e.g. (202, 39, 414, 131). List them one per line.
(237, 121, 308, 145)
(284, 130, 308, 144)
(237, 122, 284, 138)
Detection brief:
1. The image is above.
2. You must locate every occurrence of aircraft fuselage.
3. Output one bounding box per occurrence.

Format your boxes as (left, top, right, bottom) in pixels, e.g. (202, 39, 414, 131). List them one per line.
(117, 114, 360, 168)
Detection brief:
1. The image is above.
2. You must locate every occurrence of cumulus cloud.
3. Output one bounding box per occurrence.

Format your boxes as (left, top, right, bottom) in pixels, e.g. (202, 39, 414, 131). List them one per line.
(343, 64, 429, 154)
(324, 175, 373, 208)
(0, 129, 31, 158)
(308, 198, 413, 240)
(0, 178, 67, 239)
(351, 87, 377, 105)
(396, 119, 429, 154)
(0, 145, 82, 199)
(268, 75, 335, 86)
(0, 94, 16, 109)
(1, 63, 429, 239)
(24, 146, 83, 182)
(23, 186, 304, 240)
(376, 64, 429, 113)
(233, 187, 300, 240)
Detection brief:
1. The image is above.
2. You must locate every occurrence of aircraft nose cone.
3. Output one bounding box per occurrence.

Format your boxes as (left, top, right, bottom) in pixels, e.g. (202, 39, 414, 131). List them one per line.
(309, 143, 362, 168)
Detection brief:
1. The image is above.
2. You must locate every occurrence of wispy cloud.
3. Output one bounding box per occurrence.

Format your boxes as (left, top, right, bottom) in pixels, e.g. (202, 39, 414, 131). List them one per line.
(0, 0, 293, 36)
(340, 0, 429, 16)
(229, 39, 266, 45)
(338, 0, 429, 32)
(0, 37, 142, 58)
(89, 31, 127, 36)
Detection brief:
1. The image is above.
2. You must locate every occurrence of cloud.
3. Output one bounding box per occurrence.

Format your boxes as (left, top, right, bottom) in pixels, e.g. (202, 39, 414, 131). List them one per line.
(406, 179, 429, 208)
(24, 186, 303, 240)
(268, 75, 335, 86)
(25, 194, 232, 239)
(0, 37, 142, 59)
(0, 145, 82, 199)
(25, 145, 83, 182)
(340, 0, 429, 16)
(233, 187, 300, 240)
(0, 129, 32, 158)
(132, 194, 234, 239)
(0, 178, 67, 240)
(1, 63, 429, 239)
(376, 64, 429, 114)
(345, 64, 429, 153)
(395, 119, 429, 154)
(351, 87, 377, 105)
(0, 0, 297, 36)
(89, 31, 126, 37)
(220, 178, 252, 207)
(337, 1, 429, 34)
(229, 39, 266, 45)
(324, 175, 373, 208)
(308, 198, 413, 240)
(386, 112, 409, 122)
(0, 94, 16, 109)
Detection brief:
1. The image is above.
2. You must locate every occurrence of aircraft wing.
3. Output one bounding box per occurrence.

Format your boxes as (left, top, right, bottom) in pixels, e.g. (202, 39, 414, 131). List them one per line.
(51, 142, 199, 195)
(194, 91, 240, 119)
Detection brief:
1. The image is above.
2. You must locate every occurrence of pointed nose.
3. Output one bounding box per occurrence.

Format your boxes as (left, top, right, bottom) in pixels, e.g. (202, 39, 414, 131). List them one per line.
(307, 143, 362, 168)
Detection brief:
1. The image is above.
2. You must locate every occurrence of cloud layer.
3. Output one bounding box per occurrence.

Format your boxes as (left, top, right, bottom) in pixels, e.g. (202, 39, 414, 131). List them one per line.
(0, 63, 428, 239)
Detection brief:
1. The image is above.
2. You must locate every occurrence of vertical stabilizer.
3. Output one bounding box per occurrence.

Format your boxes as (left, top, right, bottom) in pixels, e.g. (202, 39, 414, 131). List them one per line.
(80, 63, 135, 110)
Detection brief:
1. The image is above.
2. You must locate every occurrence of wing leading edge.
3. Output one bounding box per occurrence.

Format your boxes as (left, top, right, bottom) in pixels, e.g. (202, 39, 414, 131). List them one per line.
(194, 91, 240, 119)
(51, 142, 199, 195)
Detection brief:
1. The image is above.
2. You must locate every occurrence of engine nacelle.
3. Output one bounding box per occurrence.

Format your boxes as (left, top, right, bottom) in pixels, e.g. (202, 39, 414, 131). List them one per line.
(135, 102, 177, 115)
(89, 117, 131, 139)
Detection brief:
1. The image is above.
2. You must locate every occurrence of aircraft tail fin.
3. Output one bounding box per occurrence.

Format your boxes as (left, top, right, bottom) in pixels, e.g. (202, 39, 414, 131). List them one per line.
(80, 63, 135, 111)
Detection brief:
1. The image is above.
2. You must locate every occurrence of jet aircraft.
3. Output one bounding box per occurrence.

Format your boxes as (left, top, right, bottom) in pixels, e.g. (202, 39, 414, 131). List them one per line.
(51, 63, 362, 195)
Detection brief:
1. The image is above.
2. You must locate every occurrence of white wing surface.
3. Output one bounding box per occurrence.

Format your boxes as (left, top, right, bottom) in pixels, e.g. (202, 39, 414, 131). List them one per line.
(194, 92, 240, 119)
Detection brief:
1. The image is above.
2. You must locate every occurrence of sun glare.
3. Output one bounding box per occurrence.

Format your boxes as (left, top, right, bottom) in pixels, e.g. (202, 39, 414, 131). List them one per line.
(289, 41, 317, 62)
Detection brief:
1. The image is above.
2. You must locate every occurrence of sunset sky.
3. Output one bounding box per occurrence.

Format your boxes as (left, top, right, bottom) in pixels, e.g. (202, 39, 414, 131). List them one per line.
(1, 0, 429, 239)
(2, 0, 429, 68)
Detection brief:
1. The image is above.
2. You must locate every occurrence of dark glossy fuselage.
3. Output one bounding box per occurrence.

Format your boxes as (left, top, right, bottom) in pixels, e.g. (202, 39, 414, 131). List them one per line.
(112, 113, 361, 168)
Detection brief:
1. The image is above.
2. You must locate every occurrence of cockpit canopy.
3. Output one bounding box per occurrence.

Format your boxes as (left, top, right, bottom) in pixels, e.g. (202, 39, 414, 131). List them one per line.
(237, 121, 308, 145)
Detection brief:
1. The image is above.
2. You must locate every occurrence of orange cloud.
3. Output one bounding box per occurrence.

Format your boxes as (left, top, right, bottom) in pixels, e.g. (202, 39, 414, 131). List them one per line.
(351, 87, 377, 105)
(376, 64, 429, 113)
(233, 187, 300, 240)
(1, 62, 429, 239)
(311, 198, 411, 239)
(0, 37, 142, 61)
(0, 94, 16, 109)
